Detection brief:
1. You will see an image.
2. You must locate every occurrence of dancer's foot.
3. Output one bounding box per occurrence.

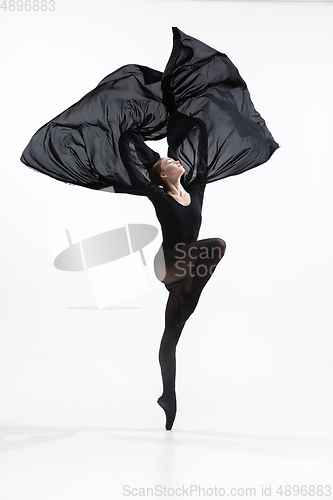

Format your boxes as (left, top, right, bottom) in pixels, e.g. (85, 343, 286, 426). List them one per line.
(157, 395, 177, 431)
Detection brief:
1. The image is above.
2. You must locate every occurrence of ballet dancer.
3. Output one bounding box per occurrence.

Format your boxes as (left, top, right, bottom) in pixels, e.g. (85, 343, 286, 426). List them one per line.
(148, 156, 226, 430)
(20, 27, 279, 432)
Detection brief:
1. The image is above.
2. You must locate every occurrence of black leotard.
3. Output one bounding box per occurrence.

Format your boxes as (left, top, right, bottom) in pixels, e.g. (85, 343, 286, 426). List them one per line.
(148, 185, 206, 255)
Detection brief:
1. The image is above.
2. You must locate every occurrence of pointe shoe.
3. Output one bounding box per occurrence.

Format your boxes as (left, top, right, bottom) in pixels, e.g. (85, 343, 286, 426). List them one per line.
(157, 396, 177, 431)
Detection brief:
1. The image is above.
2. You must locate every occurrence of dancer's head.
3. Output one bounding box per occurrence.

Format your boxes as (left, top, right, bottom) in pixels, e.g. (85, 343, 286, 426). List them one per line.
(151, 157, 184, 190)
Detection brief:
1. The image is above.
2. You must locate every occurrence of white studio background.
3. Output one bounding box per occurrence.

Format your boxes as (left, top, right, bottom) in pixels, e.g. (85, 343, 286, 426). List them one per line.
(1, 1, 333, 499)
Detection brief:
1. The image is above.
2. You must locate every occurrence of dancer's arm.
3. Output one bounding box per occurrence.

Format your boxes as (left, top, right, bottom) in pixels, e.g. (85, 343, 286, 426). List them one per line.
(167, 112, 209, 191)
(116, 129, 164, 197)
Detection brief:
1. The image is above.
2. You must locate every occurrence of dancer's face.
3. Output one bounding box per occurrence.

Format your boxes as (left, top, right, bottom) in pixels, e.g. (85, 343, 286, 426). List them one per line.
(160, 157, 184, 182)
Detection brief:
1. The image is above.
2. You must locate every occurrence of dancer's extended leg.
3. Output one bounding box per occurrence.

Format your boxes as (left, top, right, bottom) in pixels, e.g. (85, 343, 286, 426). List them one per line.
(157, 279, 187, 430)
(156, 238, 226, 430)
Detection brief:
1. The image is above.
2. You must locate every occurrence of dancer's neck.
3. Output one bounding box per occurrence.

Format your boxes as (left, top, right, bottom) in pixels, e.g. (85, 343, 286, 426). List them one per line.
(166, 180, 187, 198)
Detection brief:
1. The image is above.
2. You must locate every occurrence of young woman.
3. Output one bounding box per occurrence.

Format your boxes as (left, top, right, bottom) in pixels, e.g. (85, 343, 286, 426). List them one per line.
(149, 156, 226, 430)
(20, 27, 279, 432)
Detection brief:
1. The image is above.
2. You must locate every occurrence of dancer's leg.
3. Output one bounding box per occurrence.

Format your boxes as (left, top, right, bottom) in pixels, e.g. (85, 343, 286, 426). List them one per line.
(157, 279, 187, 430)
(159, 238, 226, 285)
(161, 238, 226, 326)
(175, 238, 226, 326)
(155, 238, 226, 429)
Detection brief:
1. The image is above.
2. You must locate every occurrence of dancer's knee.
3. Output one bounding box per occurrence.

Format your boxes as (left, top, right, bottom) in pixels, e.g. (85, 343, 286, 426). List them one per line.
(201, 238, 226, 261)
(212, 238, 226, 260)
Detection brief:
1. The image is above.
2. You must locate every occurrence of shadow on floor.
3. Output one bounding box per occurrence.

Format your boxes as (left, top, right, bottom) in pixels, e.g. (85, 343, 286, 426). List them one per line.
(0, 425, 332, 462)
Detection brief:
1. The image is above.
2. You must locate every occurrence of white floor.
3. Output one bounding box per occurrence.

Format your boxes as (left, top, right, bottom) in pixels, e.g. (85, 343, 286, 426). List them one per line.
(1, 298, 333, 499)
(1, 421, 333, 499)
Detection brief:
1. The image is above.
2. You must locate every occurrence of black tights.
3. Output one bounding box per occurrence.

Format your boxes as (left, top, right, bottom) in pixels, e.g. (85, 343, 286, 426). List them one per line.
(154, 238, 226, 430)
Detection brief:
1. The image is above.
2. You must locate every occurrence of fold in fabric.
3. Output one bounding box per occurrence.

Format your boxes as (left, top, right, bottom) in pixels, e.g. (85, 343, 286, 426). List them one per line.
(21, 65, 168, 192)
(162, 28, 279, 188)
(20, 28, 279, 195)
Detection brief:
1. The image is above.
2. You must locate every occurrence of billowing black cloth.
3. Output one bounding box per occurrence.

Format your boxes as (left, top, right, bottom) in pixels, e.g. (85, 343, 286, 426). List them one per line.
(162, 28, 279, 189)
(21, 65, 168, 193)
(20, 28, 279, 194)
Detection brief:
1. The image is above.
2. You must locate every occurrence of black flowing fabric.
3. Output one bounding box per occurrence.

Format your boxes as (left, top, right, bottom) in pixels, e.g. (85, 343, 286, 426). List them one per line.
(162, 28, 279, 189)
(20, 65, 168, 194)
(20, 28, 279, 194)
